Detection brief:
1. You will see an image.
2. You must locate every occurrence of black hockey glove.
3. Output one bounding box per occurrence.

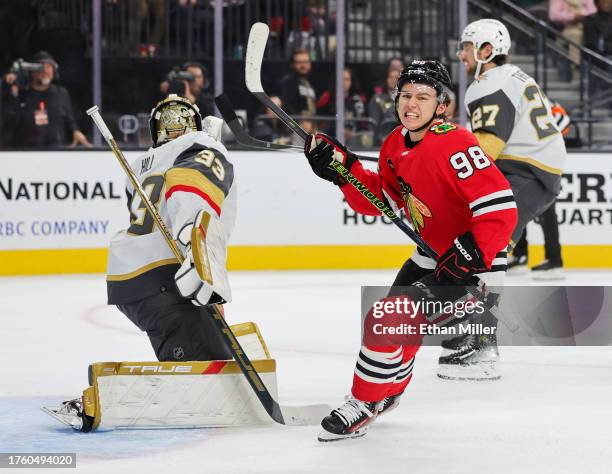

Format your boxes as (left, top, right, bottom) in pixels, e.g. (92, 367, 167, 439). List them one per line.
(304, 132, 358, 186)
(434, 232, 488, 285)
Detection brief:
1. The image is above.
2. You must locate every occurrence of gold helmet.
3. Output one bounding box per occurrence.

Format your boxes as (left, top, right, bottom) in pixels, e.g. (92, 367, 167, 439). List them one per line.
(149, 94, 202, 146)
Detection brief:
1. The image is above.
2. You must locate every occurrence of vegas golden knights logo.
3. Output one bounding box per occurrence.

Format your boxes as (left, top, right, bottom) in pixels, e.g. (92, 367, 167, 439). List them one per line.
(397, 177, 432, 233)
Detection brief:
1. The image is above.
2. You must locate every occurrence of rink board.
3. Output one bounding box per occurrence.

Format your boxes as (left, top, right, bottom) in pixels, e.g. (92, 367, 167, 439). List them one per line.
(1, 150, 611, 274)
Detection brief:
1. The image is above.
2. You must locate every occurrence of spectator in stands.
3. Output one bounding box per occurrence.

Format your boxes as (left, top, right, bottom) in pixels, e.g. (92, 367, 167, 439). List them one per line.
(159, 63, 214, 117)
(2, 51, 91, 148)
(368, 67, 400, 144)
(304, 0, 330, 59)
(583, 0, 612, 56)
(136, 0, 166, 57)
(387, 56, 404, 72)
(279, 49, 317, 117)
(251, 95, 293, 145)
(549, 0, 597, 79)
(183, 62, 215, 117)
(317, 67, 368, 146)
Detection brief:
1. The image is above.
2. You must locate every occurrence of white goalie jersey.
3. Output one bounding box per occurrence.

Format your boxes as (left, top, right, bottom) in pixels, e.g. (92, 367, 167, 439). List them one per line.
(465, 64, 567, 195)
(106, 131, 236, 304)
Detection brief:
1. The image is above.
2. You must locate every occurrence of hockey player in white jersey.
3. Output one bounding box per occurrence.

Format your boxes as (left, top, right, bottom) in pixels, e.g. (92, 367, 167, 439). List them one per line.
(46, 94, 237, 431)
(47, 94, 236, 431)
(439, 19, 567, 379)
(106, 94, 236, 362)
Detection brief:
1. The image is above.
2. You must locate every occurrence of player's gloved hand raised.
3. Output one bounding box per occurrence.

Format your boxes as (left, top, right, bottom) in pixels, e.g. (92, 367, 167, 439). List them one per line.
(434, 232, 488, 285)
(174, 209, 232, 306)
(304, 132, 358, 186)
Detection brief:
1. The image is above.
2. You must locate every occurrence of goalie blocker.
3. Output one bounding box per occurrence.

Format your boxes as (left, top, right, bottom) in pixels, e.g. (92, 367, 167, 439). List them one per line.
(42, 322, 280, 431)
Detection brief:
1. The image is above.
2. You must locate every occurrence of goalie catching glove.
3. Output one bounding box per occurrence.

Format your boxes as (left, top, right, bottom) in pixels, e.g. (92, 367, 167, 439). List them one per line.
(304, 133, 358, 186)
(435, 232, 488, 285)
(174, 209, 231, 306)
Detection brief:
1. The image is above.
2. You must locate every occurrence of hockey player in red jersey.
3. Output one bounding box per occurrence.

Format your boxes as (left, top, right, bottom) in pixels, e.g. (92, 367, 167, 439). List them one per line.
(303, 60, 518, 441)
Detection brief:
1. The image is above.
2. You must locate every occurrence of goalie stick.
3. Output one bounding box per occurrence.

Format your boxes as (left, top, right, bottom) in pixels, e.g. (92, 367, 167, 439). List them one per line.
(215, 93, 378, 163)
(86, 105, 331, 426)
(244, 22, 520, 333)
(215, 94, 302, 152)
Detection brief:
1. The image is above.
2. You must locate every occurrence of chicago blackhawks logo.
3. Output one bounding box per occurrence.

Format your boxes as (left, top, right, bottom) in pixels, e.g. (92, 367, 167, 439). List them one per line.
(430, 122, 457, 134)
(396, 177, 432, 233)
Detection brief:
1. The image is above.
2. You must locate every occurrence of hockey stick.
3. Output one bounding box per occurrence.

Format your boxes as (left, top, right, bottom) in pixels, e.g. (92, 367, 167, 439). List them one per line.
(245, 23, 520, 333)
(246, 24, 309, 142)
(215, 93, 379, 162)
(87, 106, 331, 426)
(215, 94, 302, 151)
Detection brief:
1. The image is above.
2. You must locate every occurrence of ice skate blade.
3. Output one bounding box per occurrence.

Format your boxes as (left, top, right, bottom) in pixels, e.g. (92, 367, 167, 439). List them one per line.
(437, 362, 501, 381)
(41, 406, 83, 430)
(532, 268, 565, 281)
(318, 426, 368, 442)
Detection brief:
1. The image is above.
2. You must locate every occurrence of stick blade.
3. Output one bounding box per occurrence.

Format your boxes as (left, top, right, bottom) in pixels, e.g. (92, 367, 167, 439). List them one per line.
(215, 93, 239, 123)
(215, 94, 302, 151)
(279, 403, 332, 426)
(246, 22, 269, 93)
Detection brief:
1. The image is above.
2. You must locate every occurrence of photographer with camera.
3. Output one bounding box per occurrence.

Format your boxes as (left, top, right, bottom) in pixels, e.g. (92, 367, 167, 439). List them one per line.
(2, 51, 91, 149)
(159, 62, 214, 117)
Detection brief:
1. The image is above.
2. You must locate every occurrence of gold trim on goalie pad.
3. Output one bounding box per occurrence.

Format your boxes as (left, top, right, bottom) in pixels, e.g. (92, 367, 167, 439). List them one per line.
(82, 386, 96, 418)
(192, 212, 214, 285)
(106, 258, 179, 281)
(91, 359, 276, 376)
(231, 322, 272, 359)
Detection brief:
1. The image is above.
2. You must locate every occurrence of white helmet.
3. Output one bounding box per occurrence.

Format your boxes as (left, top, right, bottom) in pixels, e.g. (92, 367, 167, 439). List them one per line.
(460, 19, 511, 77)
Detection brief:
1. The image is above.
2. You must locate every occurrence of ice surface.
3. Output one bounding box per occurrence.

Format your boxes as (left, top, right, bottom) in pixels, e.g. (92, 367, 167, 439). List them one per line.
(1, 270, 611, 473)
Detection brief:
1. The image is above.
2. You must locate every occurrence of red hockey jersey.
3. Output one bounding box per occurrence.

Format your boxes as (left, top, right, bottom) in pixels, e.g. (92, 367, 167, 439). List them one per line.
(341, 121, 518, 267)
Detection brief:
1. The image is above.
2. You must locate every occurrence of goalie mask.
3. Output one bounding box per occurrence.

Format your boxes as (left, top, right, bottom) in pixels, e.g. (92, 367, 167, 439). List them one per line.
(393, 60, 453, 132)
(149, 94, 202, 146)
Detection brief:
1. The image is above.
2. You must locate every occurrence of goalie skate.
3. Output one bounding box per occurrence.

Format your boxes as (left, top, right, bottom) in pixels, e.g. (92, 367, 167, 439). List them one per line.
(318, 397, 378, 442)
(41, 399, 93, 432)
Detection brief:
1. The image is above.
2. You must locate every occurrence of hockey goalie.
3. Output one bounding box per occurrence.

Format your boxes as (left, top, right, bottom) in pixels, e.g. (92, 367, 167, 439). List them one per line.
(43, 95, 278, 431)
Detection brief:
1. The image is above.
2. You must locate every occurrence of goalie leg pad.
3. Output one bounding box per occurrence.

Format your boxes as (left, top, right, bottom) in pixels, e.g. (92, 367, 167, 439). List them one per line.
(43, 322, 274, 431)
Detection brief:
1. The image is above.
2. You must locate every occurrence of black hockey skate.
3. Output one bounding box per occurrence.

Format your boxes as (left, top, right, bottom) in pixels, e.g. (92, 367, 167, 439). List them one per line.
(318, 398, 378, 442)
(531, 260, 565, 281)
(377, 393, 402, 417)
(439, 333, 476, 358)
(437, 333, 500, 381)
